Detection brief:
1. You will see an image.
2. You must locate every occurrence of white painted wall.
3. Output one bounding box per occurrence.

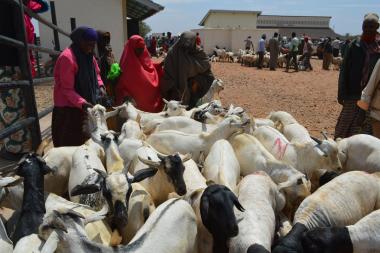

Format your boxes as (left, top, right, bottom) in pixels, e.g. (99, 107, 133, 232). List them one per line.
(192, 28, 278, 55)
(38, 0, 127, 61)
(203, 12, 259, 29)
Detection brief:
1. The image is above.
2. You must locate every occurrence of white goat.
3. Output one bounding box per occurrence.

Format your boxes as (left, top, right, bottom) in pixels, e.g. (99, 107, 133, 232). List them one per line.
(337, 134, 380, 173)
(229, 172, 286, 253)
(253, 126, 342, 177)
(202, 140, 240, 193)
(147, 116, 246, 162)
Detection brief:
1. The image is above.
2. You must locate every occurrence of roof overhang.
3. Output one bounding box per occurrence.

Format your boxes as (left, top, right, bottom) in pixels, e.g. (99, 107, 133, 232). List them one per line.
(199, 9, 262, 26)
(127, 0, 164, 21)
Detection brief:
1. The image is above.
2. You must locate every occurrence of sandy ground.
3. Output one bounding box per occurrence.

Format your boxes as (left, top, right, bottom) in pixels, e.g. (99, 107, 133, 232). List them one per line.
(213, 58, 341, 137)
(33, 58, 341, 137)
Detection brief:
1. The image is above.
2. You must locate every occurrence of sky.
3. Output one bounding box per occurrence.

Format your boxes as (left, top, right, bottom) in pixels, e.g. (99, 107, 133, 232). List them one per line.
(146, 0, 380, 36)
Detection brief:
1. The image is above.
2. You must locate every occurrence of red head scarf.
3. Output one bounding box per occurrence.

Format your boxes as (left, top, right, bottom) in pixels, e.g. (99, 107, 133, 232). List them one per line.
(116, 35, 163, 112)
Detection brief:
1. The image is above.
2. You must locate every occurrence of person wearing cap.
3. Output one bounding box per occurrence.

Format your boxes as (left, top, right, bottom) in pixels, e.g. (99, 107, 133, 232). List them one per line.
(115, 35, 164, 112)
(244, 36, 254, 51)
(335, 13, 380, 139)
(52, 26, 106, 147)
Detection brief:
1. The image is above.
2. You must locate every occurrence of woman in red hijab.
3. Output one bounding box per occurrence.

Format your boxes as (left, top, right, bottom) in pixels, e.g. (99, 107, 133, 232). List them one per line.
(115, 35, 163, 112)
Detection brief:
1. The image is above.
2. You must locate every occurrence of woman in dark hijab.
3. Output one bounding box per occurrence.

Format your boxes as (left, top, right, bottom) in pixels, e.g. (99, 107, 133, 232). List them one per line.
(161, 31, 215, 109)
(52, 26, 106, 147)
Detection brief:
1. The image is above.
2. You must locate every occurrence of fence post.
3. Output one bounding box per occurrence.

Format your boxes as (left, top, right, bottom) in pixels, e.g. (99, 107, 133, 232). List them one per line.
(18, 0, 42, 151)
(34, 34, 42, 77)
(70, 17, 76, 31)
(50, 1, 60, 51)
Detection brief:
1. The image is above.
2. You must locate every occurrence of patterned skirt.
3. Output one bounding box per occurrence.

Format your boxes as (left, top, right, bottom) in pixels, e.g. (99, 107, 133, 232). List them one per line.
(334, 100, 372, 139)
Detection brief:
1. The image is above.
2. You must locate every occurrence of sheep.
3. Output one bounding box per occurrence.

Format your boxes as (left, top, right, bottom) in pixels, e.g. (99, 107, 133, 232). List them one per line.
(273, 171, 380, 253)
(134, 151, 192, 205)
(302, 209, 380, 253)
(11, 153, 53, 244)
(229, 172, 286, 253)
(202, 139, 240, 193)
(146, 115, 247, 162)
(253, 126, 342, 178)
(278, 54, 287, 68)
(229, 133, 311, 218)
(118, 138, 144, 169)
(36, 198, 197, 253)
(43, 139, 105, 196)
(337, 134, 380, 173)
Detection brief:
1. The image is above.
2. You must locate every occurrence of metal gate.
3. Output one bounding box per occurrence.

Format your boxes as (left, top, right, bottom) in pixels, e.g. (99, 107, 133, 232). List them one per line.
(0, 0, 70, 163)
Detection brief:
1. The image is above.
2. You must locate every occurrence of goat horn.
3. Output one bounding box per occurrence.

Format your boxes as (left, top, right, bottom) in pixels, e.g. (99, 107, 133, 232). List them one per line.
(138, 156, 161, 167)
(311, 136, 322, 145)
(157, 153, 167, 161)
(181, 153, 192, 163)
(321, 131, 329, 140)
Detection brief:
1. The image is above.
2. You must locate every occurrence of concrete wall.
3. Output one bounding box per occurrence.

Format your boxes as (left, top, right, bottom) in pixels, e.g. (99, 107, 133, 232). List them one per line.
(203, 12, 259, 29)
(38, 0, 128, 61)
(192, 28, 278, 55)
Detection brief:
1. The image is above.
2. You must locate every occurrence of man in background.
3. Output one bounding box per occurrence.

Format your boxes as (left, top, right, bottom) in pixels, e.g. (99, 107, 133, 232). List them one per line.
(269, 32, 280, 71)
(286, 32, 299, 72)
(332, 37, 341, 57)
(323, 37, 333, 70)
(244, 36, 254, 51)
(257, 34, 266, 69)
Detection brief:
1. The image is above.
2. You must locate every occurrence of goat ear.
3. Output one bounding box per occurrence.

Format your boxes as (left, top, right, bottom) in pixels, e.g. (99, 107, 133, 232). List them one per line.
(314, 145, 328, 157)
(36, 156, 54, 175)
(131, 168, 158, 183)
(229, 191, 245, 212)
(163, 99, 169, 104)
(200, 194, 210, 228)
(70, 173, 104, 196)
(42, 211, 68, 233)
(0, 176, 23, 188)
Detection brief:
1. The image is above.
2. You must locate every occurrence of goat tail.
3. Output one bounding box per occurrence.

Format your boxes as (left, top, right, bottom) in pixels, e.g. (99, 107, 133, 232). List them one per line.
(37, 138, 51, 156)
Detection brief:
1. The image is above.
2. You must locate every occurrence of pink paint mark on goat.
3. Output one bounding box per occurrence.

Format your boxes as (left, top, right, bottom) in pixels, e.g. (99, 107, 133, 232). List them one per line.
(273, 138, 288, 160)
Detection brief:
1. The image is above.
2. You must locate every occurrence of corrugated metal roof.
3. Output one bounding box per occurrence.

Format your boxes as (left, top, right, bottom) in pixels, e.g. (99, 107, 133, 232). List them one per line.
(199, 9, 262, 26)
(273, 27, 341, 39)
(127, 0, 164, 21)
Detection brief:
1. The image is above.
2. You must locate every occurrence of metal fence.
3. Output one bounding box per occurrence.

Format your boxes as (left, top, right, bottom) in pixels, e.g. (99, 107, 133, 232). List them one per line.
(0, 0, 70, 153)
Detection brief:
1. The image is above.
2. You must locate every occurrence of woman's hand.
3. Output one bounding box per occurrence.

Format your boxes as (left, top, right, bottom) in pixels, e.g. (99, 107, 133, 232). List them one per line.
(82, 102, 93, 111)
(100, 86, 107, 97)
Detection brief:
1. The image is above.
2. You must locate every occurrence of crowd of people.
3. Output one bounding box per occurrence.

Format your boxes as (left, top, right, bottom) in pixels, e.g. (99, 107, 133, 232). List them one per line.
(243, 33, 348, 72)
(52, 29, 214, 147)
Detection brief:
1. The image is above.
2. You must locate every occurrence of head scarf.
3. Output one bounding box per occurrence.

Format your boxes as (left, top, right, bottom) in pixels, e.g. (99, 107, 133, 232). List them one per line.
(161, 31, 213, 105)
(70, 26, 100, 105)
(115, 35, 163, 112)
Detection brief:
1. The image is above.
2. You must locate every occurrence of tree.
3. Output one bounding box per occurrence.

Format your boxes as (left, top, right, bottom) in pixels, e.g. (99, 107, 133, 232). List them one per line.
(139, 21, 151, 38)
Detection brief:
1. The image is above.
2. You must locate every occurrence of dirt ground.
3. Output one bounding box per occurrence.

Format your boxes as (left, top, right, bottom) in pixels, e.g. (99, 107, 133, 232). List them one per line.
(212, 58, 341, 137)
(33, 58, 341, 137)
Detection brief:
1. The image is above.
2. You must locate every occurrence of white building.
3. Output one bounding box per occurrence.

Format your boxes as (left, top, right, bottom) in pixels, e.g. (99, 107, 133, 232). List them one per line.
(38, 0, 163, 60)
(194, 9, 340, 55)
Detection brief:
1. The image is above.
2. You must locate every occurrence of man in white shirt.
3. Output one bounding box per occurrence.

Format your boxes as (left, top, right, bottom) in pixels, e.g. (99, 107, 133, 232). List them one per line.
(286, 32, 299, 72)
(332, 37, 341, 57)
